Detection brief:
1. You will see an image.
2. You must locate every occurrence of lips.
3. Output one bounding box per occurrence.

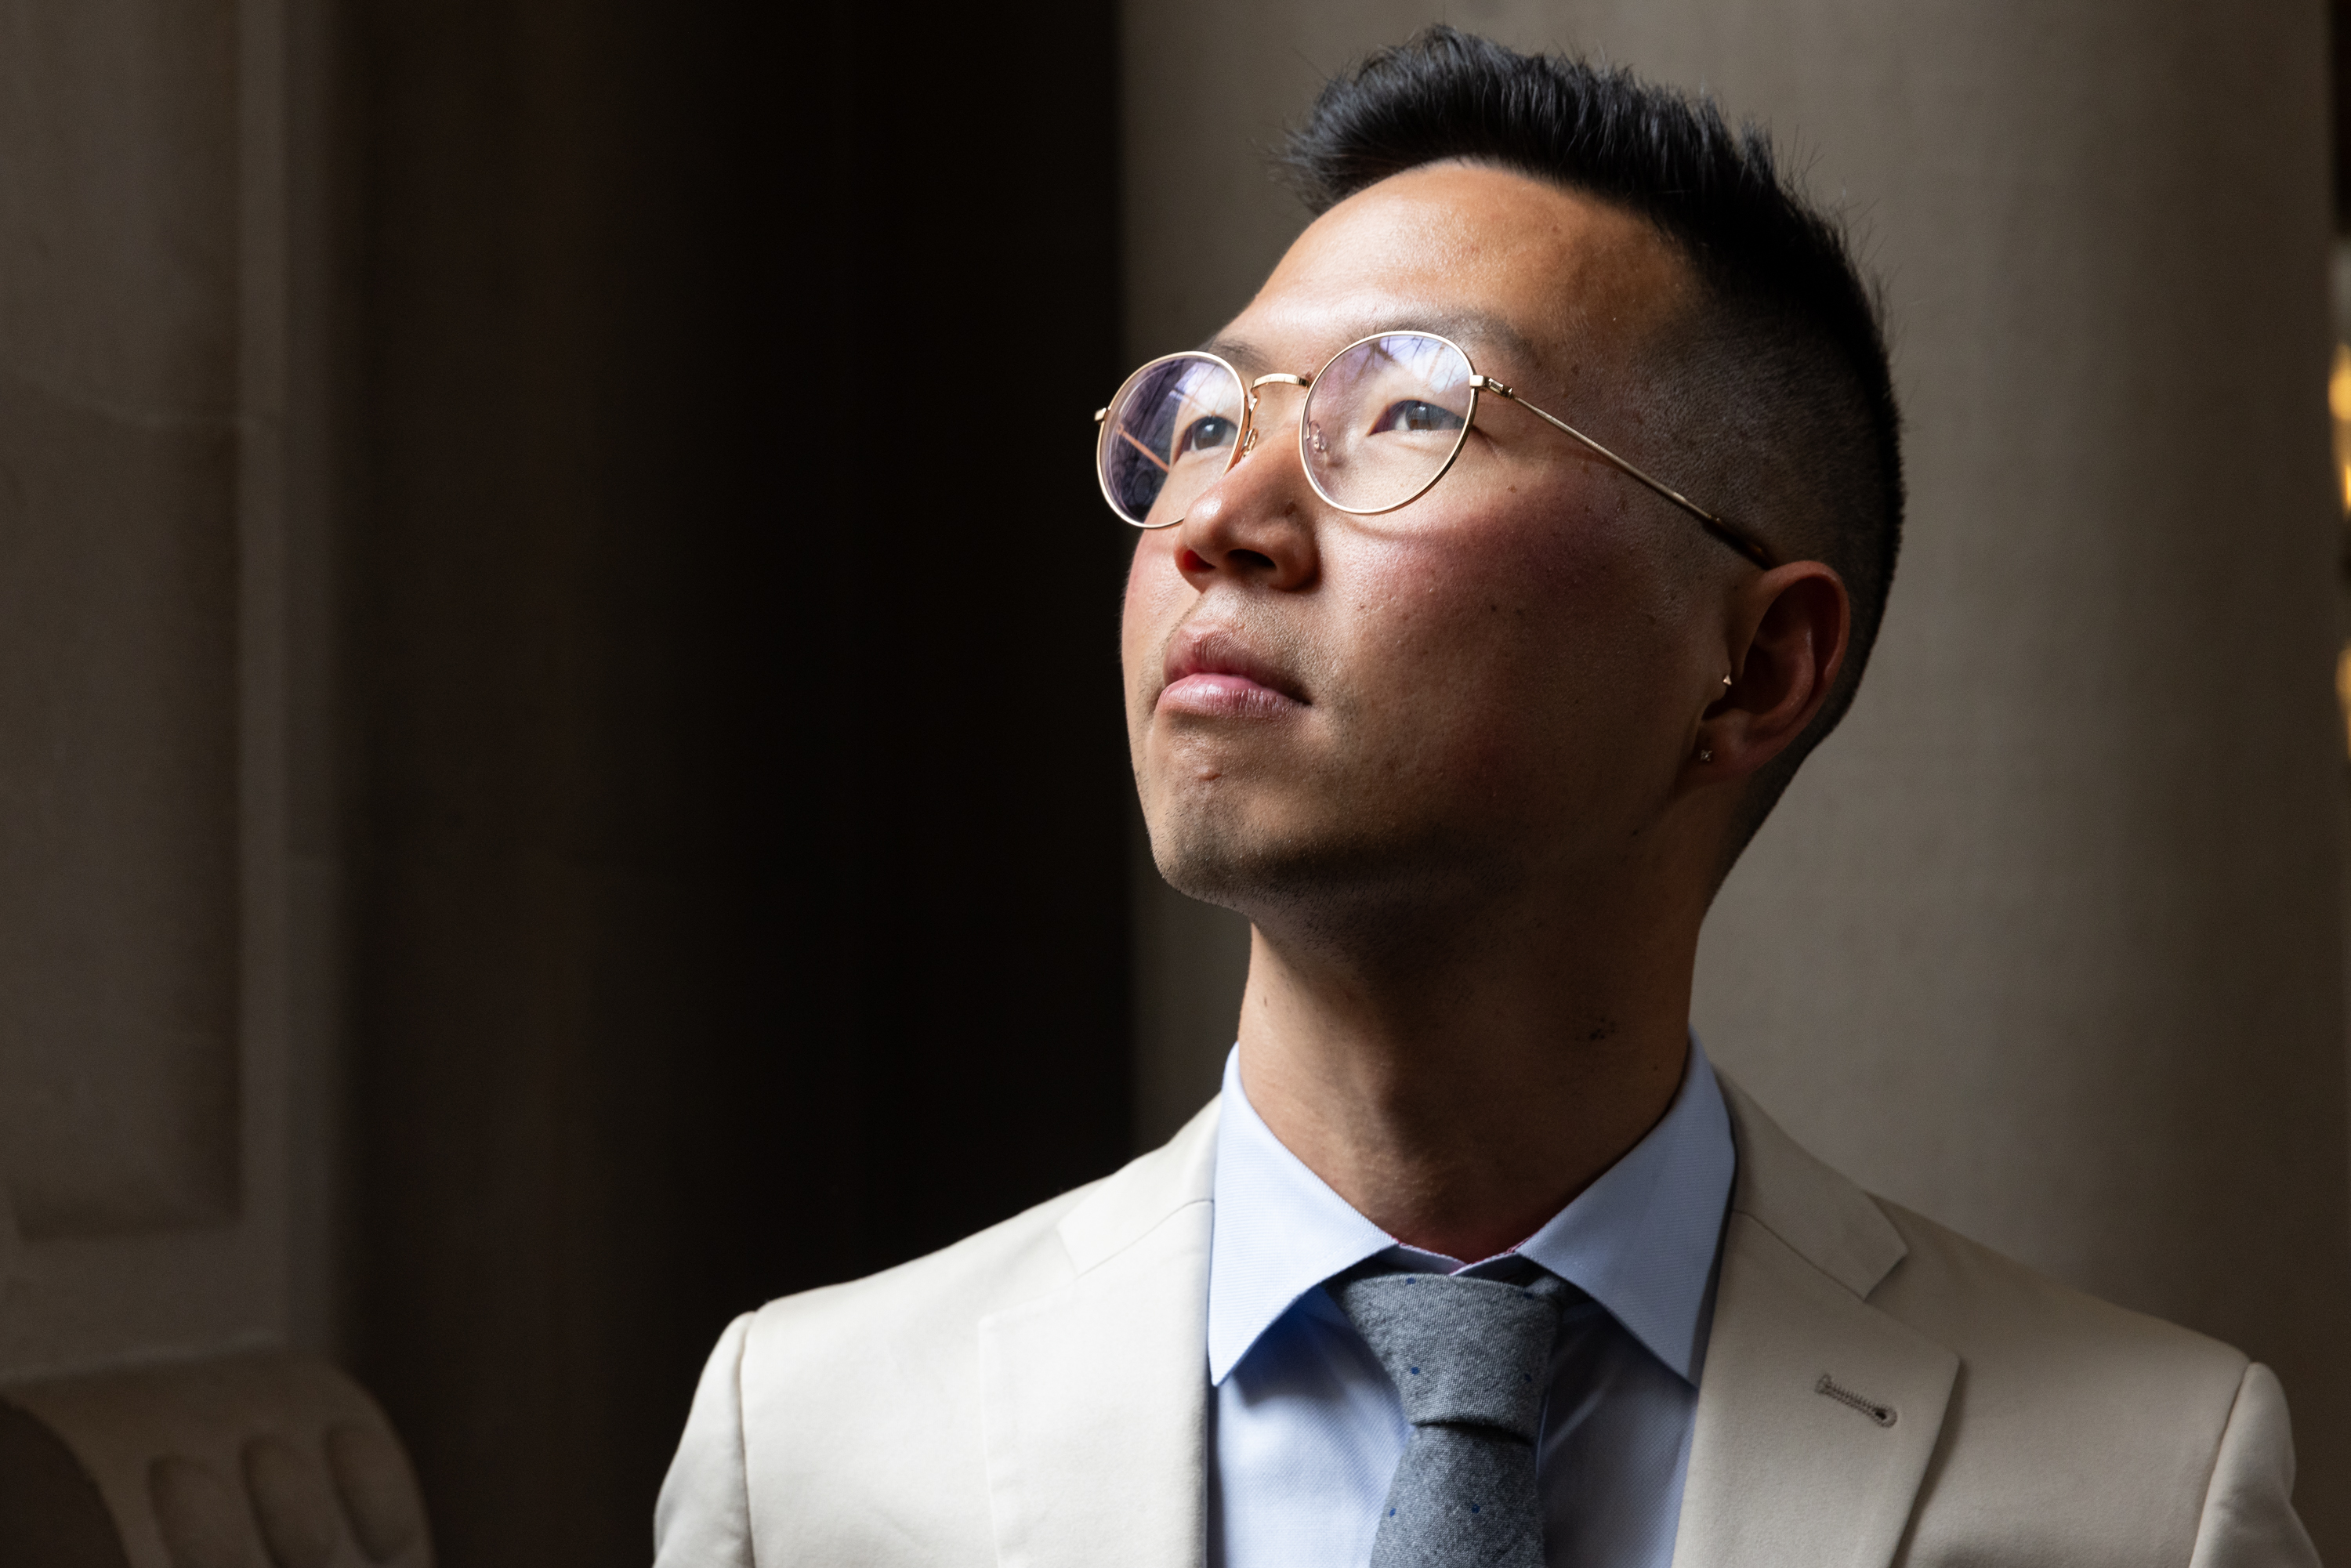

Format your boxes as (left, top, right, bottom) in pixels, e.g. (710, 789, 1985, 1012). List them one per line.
(1158, 625, 1308, 719)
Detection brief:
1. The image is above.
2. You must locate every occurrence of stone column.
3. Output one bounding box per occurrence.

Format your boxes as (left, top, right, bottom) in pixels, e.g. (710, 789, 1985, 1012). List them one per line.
(1123, 0, 2351, 1546)
(0, 0, 342, 1376)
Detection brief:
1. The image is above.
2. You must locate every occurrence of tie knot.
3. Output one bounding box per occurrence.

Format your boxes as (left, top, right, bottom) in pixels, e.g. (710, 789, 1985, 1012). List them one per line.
(1332, 1270, 1567, 1442)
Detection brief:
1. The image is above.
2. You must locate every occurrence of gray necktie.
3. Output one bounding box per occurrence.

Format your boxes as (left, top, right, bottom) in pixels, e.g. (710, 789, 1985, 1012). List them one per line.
(1334, 1267, 1574, 1568)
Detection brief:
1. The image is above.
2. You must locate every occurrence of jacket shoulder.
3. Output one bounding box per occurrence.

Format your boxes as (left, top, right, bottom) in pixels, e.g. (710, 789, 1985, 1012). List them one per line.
(1866, 1197, 2252, 1563)
(1869, 1196, 2246, 1391)
(724, 1099, 1223, 1567)
(712, 1180, 1099, 1568)
(747, 1171, 1097, 1363)
(743, 1089, 1222, 1367)
(1721, 1071, 2249, 1416)
(1716, 1074, 2273, 1560)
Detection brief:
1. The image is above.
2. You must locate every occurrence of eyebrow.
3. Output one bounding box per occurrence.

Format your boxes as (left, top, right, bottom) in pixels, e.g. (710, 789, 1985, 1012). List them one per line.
(1198, 306, 1542, 376)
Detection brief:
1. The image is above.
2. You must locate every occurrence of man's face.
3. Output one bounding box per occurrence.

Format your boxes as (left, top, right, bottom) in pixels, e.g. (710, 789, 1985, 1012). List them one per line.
(1121, 161, 1736, 932)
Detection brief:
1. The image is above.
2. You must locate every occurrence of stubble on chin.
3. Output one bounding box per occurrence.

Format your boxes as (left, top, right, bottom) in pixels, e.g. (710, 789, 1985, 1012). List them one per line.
(1139, 762, 1498, 961)
(1143, 789, 1268, 911)
(1139, 756, 1335, 911)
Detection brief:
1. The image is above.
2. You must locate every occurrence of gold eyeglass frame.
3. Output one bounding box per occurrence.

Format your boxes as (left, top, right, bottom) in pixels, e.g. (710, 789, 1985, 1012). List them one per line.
(1092, 329, 1778, 570)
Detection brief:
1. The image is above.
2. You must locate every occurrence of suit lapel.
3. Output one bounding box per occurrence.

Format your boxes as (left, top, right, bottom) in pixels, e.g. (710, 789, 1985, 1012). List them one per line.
(973, 1077, 1958, 1568)
(978, 1102, 1219, 1568)
(1672, 1082, 1957, 1568)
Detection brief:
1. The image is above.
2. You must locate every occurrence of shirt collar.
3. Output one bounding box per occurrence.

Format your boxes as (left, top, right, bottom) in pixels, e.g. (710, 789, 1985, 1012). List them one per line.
(1206, 1035, 1736, 1386)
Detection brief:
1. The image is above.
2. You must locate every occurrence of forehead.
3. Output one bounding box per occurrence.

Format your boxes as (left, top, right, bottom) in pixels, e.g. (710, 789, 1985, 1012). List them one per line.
(1216, 161, 1692, 379)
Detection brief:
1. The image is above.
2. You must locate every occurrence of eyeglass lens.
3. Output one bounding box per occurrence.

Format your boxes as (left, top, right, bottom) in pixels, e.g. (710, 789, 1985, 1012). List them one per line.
(1098, 333, 1479, 527)
(1301, 334, 1474, 512)
(1099, 354, 1247, 527)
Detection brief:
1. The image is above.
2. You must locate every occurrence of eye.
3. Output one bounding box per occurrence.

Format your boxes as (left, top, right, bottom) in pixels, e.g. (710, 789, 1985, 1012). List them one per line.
(1371, 399, 1465, 435)
(1176, 415, 1238, 456)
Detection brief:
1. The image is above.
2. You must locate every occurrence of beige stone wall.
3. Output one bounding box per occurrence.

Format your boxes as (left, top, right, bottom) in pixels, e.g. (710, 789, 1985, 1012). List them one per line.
(1124, 0, 2351, 1542)
(0, 0, 344, 1378)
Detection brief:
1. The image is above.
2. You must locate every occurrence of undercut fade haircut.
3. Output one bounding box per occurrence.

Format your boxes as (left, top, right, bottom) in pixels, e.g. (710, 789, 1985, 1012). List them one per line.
(1281, 27, 1903, 879)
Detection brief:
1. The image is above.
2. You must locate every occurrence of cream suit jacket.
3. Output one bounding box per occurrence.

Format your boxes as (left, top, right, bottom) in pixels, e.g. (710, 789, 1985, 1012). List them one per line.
(654, 1077, 2317, 1566)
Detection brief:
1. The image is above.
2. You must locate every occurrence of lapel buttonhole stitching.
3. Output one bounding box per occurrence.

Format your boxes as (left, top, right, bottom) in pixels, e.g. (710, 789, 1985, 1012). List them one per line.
(1814, 1373, 1897, 1427)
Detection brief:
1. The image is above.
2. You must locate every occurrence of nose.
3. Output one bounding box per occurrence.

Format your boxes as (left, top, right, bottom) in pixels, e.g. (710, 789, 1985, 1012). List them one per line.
(1171, 395, 1320, 592)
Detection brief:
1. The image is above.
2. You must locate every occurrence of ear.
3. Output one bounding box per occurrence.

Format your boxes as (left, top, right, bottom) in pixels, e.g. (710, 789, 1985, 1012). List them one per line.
(1691, 561, 1851, 784)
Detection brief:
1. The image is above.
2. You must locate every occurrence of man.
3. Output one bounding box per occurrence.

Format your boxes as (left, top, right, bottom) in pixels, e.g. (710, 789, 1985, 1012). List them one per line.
(654, 28, 2315, 1566)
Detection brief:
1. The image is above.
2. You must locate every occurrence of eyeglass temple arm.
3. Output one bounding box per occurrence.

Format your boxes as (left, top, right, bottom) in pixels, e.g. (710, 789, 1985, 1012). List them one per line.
(1470, 376, 1779, 570)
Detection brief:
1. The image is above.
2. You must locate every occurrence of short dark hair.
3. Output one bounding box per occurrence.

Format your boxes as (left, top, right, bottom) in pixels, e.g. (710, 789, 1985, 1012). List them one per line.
(1281, 27, 1903, 874)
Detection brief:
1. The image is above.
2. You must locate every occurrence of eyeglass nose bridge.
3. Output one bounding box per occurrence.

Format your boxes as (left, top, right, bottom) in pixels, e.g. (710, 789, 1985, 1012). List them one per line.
(1239, 371, 1312, 454)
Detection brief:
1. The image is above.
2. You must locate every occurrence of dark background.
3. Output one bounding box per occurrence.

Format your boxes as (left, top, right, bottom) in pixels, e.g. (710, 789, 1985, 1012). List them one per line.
(331, 4, 1130, 1563)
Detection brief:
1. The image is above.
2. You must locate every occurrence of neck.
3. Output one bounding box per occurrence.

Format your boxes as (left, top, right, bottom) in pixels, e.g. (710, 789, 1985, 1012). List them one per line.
(1233, 879, 1701, 1262)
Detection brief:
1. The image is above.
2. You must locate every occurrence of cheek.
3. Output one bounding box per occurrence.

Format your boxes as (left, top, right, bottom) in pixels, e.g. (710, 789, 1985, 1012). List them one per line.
(1121, 535, 1182, 696)
(1331, 519, 1672, 784)
(1347, 516, 1619, 684)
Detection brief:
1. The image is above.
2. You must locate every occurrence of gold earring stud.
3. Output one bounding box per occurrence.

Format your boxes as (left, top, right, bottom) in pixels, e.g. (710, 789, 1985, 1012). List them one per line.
(1697, 748, 1713, 763)
(1721, 673, 1733, 687)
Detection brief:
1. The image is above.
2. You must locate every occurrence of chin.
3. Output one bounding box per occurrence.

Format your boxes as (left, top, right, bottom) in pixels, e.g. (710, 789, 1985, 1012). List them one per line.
(1147, 798, 1500, 954)
(1144, 806, 1278, 911)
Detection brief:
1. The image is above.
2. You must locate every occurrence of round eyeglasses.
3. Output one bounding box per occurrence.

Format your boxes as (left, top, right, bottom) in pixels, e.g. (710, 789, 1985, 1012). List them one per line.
(1092, 329, 1777, 569)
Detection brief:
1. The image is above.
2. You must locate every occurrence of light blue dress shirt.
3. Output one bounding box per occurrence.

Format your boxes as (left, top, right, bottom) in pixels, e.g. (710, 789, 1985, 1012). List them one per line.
(1207, 1037, 1736, 1568)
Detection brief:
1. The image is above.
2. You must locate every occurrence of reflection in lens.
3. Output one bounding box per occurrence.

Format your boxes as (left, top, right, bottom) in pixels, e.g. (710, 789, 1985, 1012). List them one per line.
(1370, 400, 1465, 435)
(1302, 334, 1476, 512)
(1099, 353, 1247, 527)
